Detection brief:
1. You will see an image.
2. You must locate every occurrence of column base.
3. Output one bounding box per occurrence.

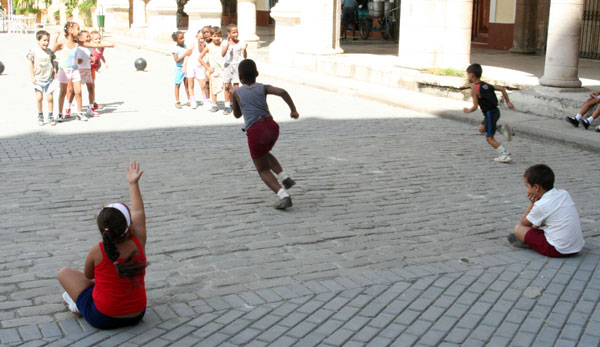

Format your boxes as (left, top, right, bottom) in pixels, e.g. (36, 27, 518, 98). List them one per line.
(539, 76, 582, 88)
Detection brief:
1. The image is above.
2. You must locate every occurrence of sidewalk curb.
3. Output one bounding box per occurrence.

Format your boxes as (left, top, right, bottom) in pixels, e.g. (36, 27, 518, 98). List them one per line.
(113, 35, 600, 154)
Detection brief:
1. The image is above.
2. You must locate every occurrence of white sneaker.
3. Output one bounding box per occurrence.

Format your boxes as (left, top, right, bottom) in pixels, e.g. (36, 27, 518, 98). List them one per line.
(76, 113, 88, 122)
(191, 101, 197, 109)
(494, 154, 512, 163)
(86, 107, 94, 118)
(62, 292, 80, 314)
(500, 124, 512, 142)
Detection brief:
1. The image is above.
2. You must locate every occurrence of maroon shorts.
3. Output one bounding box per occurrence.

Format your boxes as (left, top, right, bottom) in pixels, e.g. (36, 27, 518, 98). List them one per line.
(524, 228, 576, 258)
(247, 118, 279, 159)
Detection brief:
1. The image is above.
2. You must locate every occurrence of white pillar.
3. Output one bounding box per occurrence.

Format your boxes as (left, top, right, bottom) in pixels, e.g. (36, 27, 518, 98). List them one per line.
(237, 0, 259, 44)
(185, 0, 221, 36)
(131, 0, 147, 29)
(539, 0, 584, 88)
(146, 0, 177, 41)
(397, 0, 472, 70)
(269, 0, 301, 60)
(297, 0, 342, 55)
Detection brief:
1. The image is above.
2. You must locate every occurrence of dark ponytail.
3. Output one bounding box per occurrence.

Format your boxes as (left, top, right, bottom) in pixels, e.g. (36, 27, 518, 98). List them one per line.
(64, 22, 74, 38)
(97, 207, 147, 281)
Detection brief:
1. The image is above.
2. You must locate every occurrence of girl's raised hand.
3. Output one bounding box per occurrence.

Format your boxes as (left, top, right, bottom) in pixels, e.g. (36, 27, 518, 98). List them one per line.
(126, 161, 144, 184)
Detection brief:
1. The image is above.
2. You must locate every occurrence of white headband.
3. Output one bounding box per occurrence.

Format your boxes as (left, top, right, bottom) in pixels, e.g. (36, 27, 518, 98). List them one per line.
(105, 203, 131, 236)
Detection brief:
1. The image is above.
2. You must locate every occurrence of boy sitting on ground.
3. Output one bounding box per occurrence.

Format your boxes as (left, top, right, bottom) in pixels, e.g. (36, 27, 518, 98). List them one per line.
(510, 164, 585, 257)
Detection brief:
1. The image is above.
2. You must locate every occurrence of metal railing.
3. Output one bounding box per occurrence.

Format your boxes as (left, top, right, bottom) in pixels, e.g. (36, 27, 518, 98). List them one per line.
(581, 0, 600, 59)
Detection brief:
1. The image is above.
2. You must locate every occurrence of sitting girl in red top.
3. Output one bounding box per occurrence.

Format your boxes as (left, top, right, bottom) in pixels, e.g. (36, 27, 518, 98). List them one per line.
(58, 161, 148, 330)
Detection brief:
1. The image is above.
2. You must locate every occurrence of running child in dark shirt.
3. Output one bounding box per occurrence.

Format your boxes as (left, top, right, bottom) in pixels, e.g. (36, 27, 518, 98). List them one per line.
(232, 59, 299, 210)
(463, 63, 515, 163)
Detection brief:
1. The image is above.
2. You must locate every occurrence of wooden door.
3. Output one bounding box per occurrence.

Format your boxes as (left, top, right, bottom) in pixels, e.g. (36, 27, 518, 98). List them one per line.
(472, 0, 490, 44)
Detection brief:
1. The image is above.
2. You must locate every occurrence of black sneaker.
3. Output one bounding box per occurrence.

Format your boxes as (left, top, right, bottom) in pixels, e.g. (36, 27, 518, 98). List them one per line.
(282, 177, 296, 190)
(38, 115, 44, 126)
(275, 196, 292, 210)
(507, 234, 530, 249)
(582, 119, 590, 129)
(566, 116, 579, 127)
(223, 107, 232, 115)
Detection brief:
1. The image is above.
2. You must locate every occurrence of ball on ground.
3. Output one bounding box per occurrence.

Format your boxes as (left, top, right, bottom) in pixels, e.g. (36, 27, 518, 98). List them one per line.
(134, 58, 147, 71)
(0, 61, 4, 75)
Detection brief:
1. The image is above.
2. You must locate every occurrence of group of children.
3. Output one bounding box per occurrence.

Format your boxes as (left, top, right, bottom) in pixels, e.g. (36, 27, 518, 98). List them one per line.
(171, 24, 247, 114)
(27, 22, 112, 126)
(51, 41, 589, 330)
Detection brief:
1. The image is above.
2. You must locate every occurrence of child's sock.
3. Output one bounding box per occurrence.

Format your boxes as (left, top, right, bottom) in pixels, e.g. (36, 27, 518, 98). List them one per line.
(496, 145, 509, 155)
(575, 113, 582, 120)
(38, 112, 43, 117)
(277, 188, 289, 199)
(190, 95, 195, 103)
(587, 116, 594, 123)
(277, 171, 290, 181)
(48, 112, 53, 119)
(225, 102, 232, 108)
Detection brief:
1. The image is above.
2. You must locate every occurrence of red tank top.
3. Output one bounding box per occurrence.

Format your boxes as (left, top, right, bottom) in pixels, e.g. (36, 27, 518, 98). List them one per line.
(90, 48, 104, 72)
(92, 236, 146, 316)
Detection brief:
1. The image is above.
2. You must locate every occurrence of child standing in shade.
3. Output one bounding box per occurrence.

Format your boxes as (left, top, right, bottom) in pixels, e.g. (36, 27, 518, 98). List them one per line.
(221, 24, 247, 115)
(232, 59, 299, 210)
(58, 161, 148, 329)
(172, 31, 193, 109)
(463, 63, 515, 163)
(199, 26, 224, 112)
(511, 164, 585, 258)
(27, 30, 57, 126)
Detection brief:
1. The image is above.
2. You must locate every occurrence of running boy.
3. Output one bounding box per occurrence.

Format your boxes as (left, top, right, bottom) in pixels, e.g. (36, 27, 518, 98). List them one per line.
(171, 31, 193, 109)
(221, 24, 247, 115)
(463, 63, 514, 163)
(199, 26, 224, 112)
(511, 164, 585, 258)
(27, 30, 57, 126)
(566, 91, 600, 130)
(232, 59, 298, 210)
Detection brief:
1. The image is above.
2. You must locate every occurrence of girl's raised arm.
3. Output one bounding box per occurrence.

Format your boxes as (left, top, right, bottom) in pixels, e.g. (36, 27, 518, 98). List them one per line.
(126, 161, 146, 248)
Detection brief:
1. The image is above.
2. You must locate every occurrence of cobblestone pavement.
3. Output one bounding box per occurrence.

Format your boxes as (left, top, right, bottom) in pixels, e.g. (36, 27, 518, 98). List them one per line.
(1, 33, 600, 345)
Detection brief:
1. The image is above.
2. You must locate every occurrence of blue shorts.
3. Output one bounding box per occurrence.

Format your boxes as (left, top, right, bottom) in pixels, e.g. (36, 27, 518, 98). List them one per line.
(76, 286, 145, 330)
(174, 66, 185, 85)
(481, 108, 500, 137)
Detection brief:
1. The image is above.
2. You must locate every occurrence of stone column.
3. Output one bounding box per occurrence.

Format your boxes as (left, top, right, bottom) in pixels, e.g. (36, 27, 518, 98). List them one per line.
(185, 0, 221, 36)
(297, 0, 343, 55)
(269, 0, 301, 61)
(237, 0, 259, 46)
(146, 0, 177, 41)
(130, 0, 148, 29)
(539, 0, 584, 87)
(511, 0, 538, 54)
(98, 0, 130, 32)
(397, 0, 473, 70)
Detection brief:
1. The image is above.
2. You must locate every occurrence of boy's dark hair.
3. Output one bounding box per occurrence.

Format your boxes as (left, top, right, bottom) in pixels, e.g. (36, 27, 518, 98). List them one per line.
(36, 30, 50, 41)
(97, 206, 147, 281)
(171, 31, 182, 41)
(467, 63, 482, 78)
(79, 30, 88, 36)
(226, 23, 237, 33)
(239, 59, 257, 84)
(211, 26, 222, 36)
(524, 164, 554, 191)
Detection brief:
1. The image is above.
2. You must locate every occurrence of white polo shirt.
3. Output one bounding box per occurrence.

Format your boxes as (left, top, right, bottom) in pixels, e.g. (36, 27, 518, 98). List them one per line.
(526, 188, 585, 254)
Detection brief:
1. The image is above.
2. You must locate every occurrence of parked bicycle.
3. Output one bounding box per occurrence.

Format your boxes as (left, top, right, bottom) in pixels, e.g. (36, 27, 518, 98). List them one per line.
(358, 5, 399, 42)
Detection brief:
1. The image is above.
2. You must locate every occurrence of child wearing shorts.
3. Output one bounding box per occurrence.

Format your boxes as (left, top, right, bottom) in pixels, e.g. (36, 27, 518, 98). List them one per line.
(171, 31, 192, 109)
(200, 26, 225, 112)
(185, 26, 210, 109)
(232, 59, 299, 210)
(58, 161, 148, 329)
(221, 24, 247, 115)
(27, 30, 57, 126)
(511, 164, 585, 257)
(566, 91, 600, 131)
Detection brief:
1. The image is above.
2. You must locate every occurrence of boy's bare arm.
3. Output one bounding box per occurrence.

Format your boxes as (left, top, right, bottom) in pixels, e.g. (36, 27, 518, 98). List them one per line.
(28, 60, 36, 83)
(264, 85, 299, 118)
(463, 88, 479, 113)
(494, 85, 515, 109)
(232, 91, 242, 119)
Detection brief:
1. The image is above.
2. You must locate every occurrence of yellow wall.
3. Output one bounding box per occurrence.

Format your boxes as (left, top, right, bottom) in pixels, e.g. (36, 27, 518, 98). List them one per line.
(495, 0, 515, 23)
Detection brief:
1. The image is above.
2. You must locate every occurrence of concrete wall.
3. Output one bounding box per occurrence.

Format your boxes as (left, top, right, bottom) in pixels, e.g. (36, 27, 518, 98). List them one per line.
(493, 0, 516, 23)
